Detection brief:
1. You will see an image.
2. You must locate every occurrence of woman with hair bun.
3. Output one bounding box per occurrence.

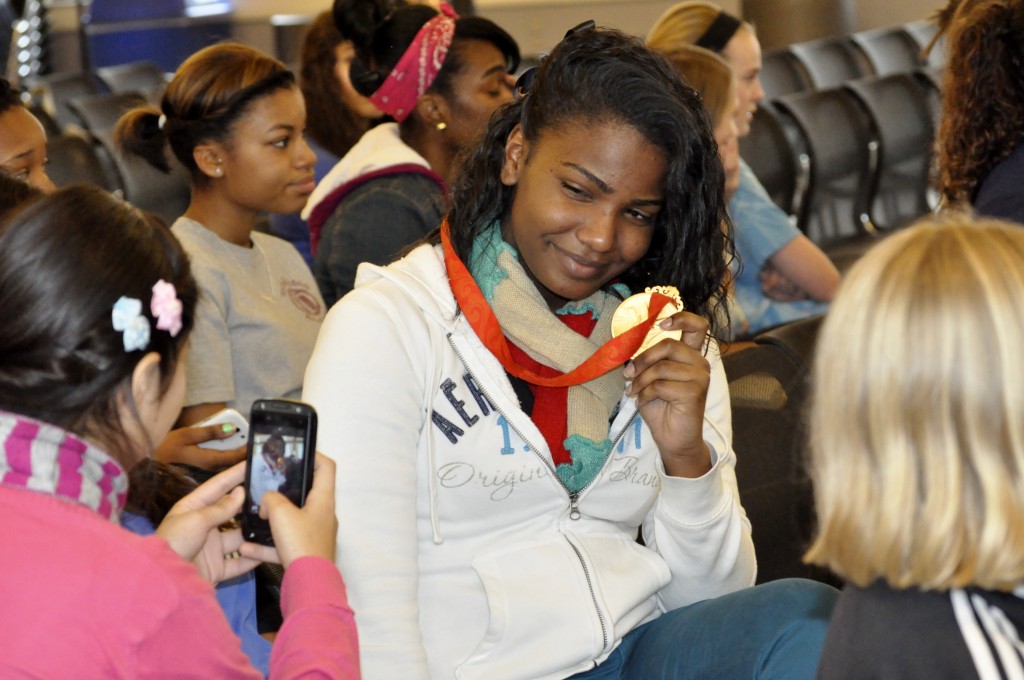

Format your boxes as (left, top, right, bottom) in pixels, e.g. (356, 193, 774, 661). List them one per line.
(116, 43, 326, 427)
(302, 0, 520, 307)
(305, 24, 836, 680)
(936, 0, 1024, 223)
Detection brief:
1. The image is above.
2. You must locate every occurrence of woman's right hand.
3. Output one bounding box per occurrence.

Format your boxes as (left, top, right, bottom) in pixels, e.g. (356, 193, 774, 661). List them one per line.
(257, 453, 338, 568)
(152, 423, 247, 471)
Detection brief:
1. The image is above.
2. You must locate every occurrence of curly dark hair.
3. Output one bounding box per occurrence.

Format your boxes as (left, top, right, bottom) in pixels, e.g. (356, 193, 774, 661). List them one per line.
(937, 0, 1024, 206)
(441, 26, 732, 339)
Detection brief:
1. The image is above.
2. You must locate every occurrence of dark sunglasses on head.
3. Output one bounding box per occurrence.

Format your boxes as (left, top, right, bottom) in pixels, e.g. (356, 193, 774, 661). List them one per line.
(514, 19, 596, 100)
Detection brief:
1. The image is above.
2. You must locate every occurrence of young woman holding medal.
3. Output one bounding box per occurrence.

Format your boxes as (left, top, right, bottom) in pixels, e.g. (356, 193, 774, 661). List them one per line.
(0, 185, 356, 678)
(302, 0, 520, 307)
(305, 26, 837, 680)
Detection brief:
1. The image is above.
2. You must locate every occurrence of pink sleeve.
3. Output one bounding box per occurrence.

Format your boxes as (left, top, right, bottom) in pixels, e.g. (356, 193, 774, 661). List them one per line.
(270, 556, 361, 679)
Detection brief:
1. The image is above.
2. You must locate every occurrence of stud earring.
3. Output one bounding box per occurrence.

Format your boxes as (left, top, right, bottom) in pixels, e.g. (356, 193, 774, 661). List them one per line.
(214, 167, 222, 176)
(436, 121, 447, 131)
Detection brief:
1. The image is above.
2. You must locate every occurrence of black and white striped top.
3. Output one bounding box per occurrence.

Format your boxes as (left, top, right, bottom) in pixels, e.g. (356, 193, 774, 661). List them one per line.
(816, 581, 1024, 679)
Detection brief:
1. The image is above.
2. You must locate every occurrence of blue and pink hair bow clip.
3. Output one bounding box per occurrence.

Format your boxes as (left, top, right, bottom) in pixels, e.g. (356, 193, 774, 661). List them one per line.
(111, 279, 183, 352)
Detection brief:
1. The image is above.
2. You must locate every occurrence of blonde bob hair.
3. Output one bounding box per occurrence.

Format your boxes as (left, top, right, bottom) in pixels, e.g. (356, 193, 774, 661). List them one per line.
(657, 44, 736, 129)
(805, 214, 1024, 591)
(646, 1, 754, 54)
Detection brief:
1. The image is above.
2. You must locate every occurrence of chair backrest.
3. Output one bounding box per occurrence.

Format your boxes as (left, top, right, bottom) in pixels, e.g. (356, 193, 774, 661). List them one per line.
(845, 73, 937, 230)
(723, 314, 839, 586)
(759, 48, 813, 101)
(789, 37, 871, 89)
(904, 19, 946, 70)
(96, 60, 168, 102)
(91, 128, 192, 225)
(742, 104, 806, 217)
(24, 72, 104, 132)
(46, 134, 121, 191)
(774, 87, 878, 248)
(66, 92, 190, 224)
(66, 91, 147, 137)
(850, 26, 925, 76)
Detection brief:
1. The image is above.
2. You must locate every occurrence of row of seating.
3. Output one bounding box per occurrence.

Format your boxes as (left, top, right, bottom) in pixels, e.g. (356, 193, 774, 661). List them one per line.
(744, 21, 944, 269)
(760, 19, 943, 100)
(24, 61, 190, 225)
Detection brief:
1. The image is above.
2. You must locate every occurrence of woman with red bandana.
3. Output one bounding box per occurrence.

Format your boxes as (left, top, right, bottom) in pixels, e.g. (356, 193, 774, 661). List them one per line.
(303, 0, 520, 307)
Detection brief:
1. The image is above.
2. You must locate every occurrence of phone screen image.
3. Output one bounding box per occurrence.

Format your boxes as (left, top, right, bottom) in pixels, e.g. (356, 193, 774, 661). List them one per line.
(248, 430, 305, 512)
(243, 400, 316, 545)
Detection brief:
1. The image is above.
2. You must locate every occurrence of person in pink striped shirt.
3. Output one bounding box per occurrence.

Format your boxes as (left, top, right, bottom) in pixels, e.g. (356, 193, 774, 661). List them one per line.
(0, 184, 359, 679)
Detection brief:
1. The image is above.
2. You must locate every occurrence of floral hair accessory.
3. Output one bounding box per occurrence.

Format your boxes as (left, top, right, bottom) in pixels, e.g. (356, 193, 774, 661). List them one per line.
(150, 279, 183, 337)
(111, 296, 151, 352)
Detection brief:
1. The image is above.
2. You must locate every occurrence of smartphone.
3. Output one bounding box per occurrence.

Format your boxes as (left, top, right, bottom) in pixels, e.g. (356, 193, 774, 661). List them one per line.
(194, 408, 249, 451)
(241, 399, 317, 546)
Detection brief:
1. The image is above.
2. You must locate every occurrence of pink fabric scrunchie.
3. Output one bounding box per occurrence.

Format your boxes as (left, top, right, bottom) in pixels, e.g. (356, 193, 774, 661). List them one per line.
(369, 2, 459, 122)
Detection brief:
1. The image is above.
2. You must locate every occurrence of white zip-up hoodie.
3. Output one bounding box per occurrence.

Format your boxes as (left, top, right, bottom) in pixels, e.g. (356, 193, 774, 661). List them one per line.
(303, 243, 756, 680)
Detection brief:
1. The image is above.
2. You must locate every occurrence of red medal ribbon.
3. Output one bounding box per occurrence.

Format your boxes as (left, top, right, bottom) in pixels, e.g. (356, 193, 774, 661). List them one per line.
(441, 219, 675, 387)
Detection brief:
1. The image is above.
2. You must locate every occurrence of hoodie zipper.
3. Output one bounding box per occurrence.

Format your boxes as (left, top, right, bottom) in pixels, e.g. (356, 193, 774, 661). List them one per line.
(447, 333, 641, 657)
(447, 333, 638, 511)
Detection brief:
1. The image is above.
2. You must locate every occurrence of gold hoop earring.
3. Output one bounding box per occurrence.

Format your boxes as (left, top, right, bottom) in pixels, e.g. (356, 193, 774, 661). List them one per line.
(436, 121, 447, 131)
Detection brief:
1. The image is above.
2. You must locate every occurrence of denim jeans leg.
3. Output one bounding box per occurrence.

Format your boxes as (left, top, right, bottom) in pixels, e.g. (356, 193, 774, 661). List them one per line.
(616, 578, 838, 680)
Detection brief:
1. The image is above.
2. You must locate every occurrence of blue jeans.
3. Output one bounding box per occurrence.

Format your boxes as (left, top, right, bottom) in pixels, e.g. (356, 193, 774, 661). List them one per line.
(570, 579, 838, 680)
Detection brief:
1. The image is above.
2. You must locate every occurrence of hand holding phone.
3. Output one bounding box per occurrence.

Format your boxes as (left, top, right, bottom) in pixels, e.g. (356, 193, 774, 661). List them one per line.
(257, 453, 337, 566)
(242, 399, 317, 546)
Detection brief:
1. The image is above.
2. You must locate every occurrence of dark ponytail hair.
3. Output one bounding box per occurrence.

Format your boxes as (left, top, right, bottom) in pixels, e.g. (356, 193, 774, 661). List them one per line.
(116, 43, 295, 180)
(444, 27, 732, 338)
(0, 185, 197, 466)
(333, 0, 519, 110)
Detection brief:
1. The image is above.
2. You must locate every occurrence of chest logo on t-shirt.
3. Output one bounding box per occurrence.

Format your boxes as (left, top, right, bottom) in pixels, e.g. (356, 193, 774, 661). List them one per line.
(282, 279, 324, 321)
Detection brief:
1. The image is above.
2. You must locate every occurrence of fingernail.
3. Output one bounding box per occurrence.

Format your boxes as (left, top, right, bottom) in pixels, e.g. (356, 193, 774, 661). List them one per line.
(659, 318, 673, 329)
(624, 362, 636, 379)
(221, 423, 236, 434)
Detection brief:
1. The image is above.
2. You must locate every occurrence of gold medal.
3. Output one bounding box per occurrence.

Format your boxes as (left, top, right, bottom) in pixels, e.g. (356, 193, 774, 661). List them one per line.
(611, 286, 684, 359)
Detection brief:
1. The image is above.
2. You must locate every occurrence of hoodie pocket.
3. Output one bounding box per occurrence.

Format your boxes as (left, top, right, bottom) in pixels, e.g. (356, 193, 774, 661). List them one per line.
(456, 537, 607, 680)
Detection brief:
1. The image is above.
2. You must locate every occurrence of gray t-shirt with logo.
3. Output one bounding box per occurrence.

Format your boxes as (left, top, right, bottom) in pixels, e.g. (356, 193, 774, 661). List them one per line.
(172, 217, 325, 416)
